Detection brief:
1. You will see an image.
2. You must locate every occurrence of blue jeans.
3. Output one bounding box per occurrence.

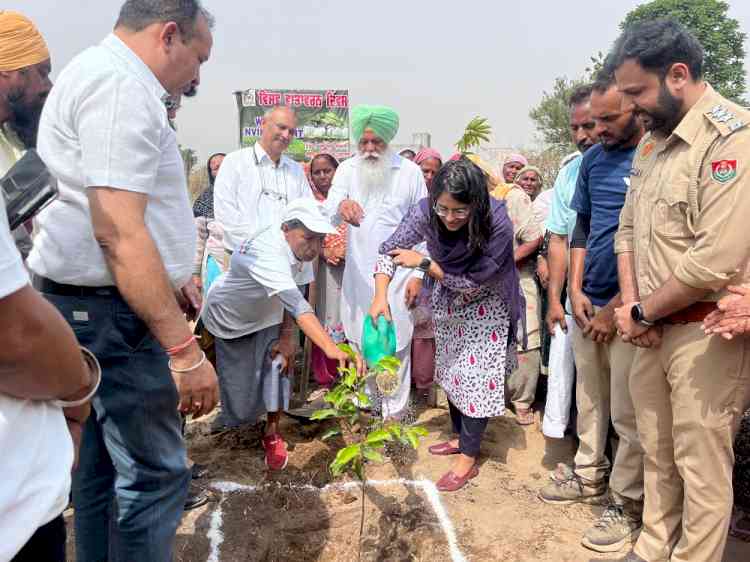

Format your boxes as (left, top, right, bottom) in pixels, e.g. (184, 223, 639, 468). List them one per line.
(44, 289, 190, 562)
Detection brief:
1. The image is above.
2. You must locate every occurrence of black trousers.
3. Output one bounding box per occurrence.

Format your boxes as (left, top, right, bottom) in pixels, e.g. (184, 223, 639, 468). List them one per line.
(449, 400, 489, 457)
(13, 514, 66, 562)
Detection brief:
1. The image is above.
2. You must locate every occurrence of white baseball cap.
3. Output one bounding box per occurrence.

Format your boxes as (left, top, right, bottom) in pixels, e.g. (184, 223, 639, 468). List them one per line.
(282, 199, 338, 235)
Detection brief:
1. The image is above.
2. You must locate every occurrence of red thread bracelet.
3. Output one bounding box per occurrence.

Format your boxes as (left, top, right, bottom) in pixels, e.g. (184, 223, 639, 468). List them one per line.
(166, 335, 197, 356)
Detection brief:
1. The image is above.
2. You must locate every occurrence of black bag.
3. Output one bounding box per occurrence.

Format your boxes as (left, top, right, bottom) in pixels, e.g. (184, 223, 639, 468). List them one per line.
(1, 148, 58, 230)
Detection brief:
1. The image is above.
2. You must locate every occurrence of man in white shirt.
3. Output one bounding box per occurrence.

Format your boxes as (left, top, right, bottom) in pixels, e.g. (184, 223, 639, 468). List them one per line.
(203, 199, 360, 470)
(213, 105, 313, 379)
(325, 104, 428, 419)
(27, 2, 219, 560)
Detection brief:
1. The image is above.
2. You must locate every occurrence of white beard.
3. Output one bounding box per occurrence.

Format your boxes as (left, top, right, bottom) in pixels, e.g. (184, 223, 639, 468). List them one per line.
(357, 149, 394, 208)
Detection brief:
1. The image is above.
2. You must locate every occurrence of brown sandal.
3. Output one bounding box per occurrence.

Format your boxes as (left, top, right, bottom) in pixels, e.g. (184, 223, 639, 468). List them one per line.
(516, 408, 535, 426)
(436, 465, 479, 492)
(428, 441, 460, 456)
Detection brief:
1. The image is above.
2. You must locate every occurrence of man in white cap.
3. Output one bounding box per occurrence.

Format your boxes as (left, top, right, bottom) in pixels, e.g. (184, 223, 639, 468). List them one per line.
(324, 104, 427, 420)
(202, 198, 362, 470)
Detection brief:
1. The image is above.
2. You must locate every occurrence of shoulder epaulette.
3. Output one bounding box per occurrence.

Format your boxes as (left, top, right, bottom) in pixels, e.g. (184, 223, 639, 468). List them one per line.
(704, 104, 748, 137)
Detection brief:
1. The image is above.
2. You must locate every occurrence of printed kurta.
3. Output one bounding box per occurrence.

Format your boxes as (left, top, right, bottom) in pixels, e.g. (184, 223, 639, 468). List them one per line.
(375, 205, 517, 418)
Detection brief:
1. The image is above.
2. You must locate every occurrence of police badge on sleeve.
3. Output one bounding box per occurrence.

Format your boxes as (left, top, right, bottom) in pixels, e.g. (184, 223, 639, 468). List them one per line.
(711, 159, 738, 183)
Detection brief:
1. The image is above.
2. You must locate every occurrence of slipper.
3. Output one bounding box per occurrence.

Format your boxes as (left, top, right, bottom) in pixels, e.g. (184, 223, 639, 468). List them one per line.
(428, 441, 461, 456)
(436, 465, 479, 492)
(516, 408, 535, 426)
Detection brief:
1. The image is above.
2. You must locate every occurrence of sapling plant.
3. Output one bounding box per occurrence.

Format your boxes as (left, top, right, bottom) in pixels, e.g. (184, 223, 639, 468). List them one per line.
(311, 343, 428, 558)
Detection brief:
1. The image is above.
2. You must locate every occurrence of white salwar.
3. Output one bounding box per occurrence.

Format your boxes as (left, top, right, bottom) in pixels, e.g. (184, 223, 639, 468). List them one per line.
(325, 153, 427, 418)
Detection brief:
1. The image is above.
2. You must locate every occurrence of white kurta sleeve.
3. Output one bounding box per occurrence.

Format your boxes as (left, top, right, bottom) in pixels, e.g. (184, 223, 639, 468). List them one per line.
(213, 155, 244, 252)
(323, 161, 352, 222)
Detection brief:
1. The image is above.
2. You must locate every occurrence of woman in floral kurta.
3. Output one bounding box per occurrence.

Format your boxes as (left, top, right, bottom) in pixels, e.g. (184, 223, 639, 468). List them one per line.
(370, 158, 522, 492)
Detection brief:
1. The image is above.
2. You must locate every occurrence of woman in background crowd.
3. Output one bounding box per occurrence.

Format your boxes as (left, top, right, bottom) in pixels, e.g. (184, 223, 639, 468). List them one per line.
(370, 158, 522, 491)
(193, 152, 227, 296)
(492, 153, 528, 200)
(502, 165, 543, 425)
(415, 148, 442, 190)
(410, 149, 443, 400)
(308, 154, 347, 387)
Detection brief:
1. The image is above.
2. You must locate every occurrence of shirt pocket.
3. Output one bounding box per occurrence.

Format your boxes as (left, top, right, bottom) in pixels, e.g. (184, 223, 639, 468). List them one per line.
(651, 181, 693, 240)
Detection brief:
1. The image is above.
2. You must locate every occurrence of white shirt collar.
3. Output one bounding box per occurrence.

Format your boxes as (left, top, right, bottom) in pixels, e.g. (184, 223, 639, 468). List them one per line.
(254, 142, 289, 168)
(101, 34, 168, 100)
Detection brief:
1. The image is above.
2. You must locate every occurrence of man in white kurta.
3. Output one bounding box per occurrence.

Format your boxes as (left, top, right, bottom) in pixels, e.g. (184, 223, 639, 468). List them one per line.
(325, 105, 427, 418)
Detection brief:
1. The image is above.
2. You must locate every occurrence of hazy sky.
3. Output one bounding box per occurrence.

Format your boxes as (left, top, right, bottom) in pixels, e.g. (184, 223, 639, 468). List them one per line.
(23, 1, 750, 162)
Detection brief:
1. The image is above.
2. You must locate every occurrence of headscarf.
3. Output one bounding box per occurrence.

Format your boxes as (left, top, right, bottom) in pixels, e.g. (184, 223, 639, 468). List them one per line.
(514, 165, 543, 186)
(466, 154, 499, 188)
(503, 153, 528, 167)
(308, 153, 339, 201)
(0, 11, 49, 71)
(414, 148, 443, 165)
(351, 105, 399, 144)
(192, 152, 226, 219)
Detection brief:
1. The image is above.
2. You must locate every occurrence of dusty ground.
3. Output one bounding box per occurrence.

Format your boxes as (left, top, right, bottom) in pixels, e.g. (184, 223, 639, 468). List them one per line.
(66, 404, 750, 561)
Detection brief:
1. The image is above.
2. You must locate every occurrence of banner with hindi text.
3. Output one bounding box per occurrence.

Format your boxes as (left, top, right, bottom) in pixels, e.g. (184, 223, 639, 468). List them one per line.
(234, 88, 350, 162)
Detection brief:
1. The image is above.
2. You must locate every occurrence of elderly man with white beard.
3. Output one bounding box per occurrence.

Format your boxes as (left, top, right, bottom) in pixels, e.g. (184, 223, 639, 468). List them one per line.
(324, 105, 427, 419)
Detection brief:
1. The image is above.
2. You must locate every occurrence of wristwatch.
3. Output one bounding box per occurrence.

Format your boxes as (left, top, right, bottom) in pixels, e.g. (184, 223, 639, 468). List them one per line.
(630, 303, 656, 327)
(417, 257, 432, 273)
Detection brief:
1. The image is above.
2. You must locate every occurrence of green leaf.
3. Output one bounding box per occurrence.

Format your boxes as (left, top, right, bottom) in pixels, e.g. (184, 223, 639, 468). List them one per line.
(310, 408, 338, 421)
(376, 356, 401, 371)
(324, 386, 344, 404)
(409, 426, 429, 437)
(320, 427, 341, 441)
(403, 426, 428, 449)
(337, 343, 357, 361)
(387, 424, 402, 439)
(344, 369, 358, 387)
(405, 431, 420, 450)
(363, 448, 384, 463)
(365, 428, 393, 445)
(331, 444, 360, 470)
(356, 392, 371, 407)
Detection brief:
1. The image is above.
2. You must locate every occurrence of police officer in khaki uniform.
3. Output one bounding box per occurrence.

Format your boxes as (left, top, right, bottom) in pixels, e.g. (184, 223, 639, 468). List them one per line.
(606, 19, 750, 562)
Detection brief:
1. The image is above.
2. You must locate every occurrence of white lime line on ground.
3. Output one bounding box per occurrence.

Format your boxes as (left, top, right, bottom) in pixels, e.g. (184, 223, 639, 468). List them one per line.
(205, 495, 225, 562)
(208, 478, 467, 562)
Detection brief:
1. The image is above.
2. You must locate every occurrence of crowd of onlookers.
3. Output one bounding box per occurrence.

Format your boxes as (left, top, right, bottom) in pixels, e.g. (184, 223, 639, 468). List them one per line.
(2, 2, 750, 562)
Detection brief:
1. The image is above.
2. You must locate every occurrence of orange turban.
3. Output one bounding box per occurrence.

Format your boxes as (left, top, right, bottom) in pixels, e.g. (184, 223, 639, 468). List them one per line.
(0, 11, 49, 71)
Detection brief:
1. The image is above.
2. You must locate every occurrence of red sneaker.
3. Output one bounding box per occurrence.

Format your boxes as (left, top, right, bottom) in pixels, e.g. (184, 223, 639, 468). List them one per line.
(262, 433, 288, 470)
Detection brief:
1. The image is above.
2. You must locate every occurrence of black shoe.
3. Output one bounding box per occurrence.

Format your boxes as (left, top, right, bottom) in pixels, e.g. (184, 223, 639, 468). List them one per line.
(184, 486, 209, 511)
(191, 463, 209, 480)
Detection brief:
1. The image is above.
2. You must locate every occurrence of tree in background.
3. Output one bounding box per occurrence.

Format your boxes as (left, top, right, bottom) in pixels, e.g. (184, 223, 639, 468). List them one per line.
(528, 0, 746, 179)
(622, 0, 746, 102)
(529, 77, 586, 154)
(178, 145, 198, 182)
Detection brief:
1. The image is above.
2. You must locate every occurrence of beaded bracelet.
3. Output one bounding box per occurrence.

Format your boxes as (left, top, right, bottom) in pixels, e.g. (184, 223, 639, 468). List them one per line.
(168, 350, 207, 373)
(53, 346, 102, 408)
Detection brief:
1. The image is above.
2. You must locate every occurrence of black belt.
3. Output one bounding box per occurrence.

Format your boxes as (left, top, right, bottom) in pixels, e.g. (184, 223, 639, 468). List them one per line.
(35, 276, 121, 298)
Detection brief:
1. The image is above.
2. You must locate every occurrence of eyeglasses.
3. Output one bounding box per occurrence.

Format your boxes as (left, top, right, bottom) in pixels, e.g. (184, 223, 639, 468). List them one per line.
(433, 203, 470, 219)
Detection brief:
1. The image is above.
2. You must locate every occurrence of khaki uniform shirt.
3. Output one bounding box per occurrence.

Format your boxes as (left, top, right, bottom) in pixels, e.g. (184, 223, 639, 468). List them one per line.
(614, 84, 750, 301)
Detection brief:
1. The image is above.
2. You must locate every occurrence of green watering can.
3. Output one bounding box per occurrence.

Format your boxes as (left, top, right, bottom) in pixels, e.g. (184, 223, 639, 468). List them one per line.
(361, 315, 397, 367)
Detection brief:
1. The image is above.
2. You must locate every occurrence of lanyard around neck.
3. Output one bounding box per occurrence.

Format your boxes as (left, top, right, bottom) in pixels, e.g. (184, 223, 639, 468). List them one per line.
(253, 144, 288, 204)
